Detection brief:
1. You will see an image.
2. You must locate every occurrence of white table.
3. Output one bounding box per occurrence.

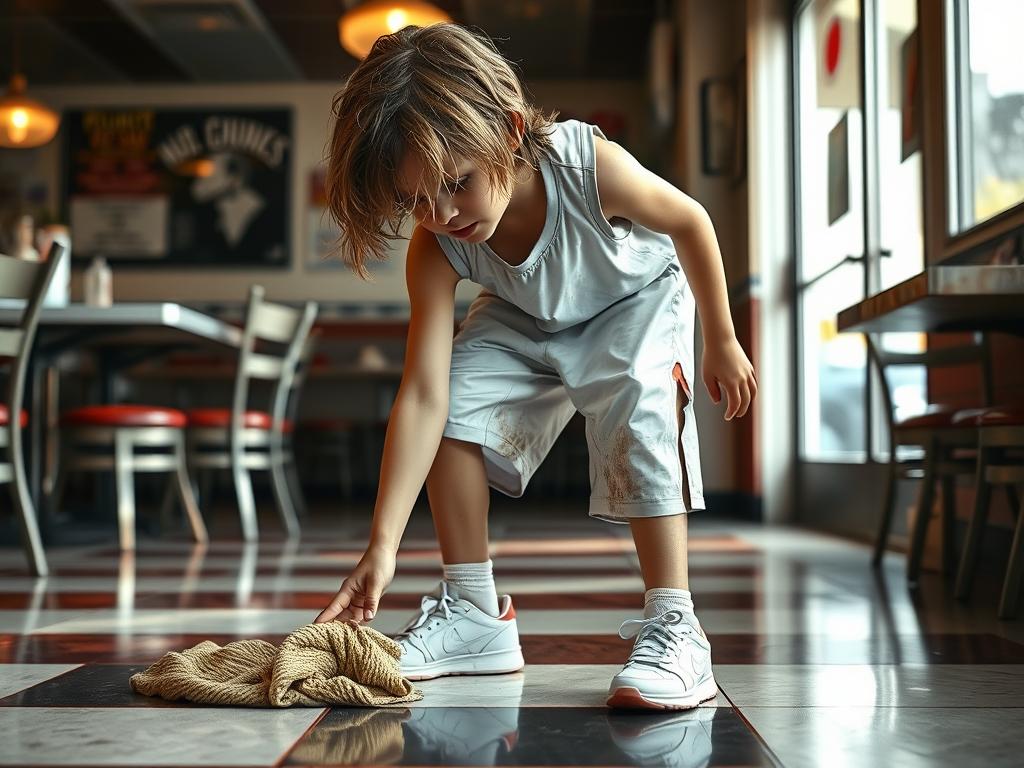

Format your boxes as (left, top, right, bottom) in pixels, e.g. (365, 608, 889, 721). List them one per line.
(0, 303, 242, 534)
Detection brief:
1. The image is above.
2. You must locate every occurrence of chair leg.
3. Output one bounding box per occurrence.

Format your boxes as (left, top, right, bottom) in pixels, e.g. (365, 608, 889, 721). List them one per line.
(113, 431, 136, 551)
(907, 440, 939, 585)
(998, 491, 1024, 619)
(232, 461, 259, 542)
(955, 447, 993, 600)
(8, 470, 49, 577)
(269, 451, 301, 539)
(873, 458, 900, 567)
(941, 474, 957, 577)
(47, 450, 68, 518)
(173, 433, 207, 545)
(283, 454, 308, 519)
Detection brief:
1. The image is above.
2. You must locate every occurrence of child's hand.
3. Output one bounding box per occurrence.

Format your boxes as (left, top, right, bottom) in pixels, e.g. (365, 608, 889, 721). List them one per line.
(701, 335, 756, 420)
(314, 543, 396, 625)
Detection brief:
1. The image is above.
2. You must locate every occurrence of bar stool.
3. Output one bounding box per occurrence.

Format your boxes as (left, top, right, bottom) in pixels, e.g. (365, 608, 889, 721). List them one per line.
(0, 247, 63, 575)
(953, 404, 1024, 618)
(185, 286, 317, 541)
(57, 404, 207, 551)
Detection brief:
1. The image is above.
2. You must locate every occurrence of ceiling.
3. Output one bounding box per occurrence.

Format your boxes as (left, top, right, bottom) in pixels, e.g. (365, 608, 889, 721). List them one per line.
(0, 0, 663, 85)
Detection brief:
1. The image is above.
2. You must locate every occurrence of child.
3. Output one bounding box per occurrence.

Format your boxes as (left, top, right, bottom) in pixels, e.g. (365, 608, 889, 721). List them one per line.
(314, 23, 756, 711)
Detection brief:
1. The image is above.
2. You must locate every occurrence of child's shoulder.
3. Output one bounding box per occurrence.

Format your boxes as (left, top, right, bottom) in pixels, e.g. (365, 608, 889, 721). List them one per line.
(544, 118, 598, 167)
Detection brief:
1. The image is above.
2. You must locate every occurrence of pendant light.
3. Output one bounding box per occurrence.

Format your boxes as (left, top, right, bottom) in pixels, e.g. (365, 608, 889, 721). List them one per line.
(338, 0, 451, 60)
(1, 9, 59, 149)
(0, 74, 59, 148)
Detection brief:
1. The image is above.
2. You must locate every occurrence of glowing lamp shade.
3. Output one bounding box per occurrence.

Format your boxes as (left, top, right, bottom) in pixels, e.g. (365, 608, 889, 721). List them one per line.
(338, 1, 451, 59)
(0, 75, 59, 149)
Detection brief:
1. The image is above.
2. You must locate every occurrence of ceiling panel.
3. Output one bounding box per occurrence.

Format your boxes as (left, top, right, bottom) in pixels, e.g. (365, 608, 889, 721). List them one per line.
(0, 0, 658, 84)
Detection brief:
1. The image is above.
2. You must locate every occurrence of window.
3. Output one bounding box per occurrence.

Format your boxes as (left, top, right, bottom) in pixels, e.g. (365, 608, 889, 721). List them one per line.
(949, 0, 1024, 232)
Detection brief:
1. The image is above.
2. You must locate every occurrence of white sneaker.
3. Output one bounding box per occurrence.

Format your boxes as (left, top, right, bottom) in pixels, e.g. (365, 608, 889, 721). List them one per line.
(394, 581, 525, 681)
(606, 609, 718, 710)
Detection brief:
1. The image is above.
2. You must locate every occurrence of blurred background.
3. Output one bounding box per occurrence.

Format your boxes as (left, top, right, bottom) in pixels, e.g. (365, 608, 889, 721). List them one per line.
(0, 0, 1022, 558)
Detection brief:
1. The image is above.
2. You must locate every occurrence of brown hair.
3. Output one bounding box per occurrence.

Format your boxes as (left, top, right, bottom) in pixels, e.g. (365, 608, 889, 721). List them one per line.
(325, 23, 556, 279)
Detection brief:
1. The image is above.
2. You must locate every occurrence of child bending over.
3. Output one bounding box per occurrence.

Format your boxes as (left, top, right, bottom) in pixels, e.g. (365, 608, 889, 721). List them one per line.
(315, 23, 756, 710)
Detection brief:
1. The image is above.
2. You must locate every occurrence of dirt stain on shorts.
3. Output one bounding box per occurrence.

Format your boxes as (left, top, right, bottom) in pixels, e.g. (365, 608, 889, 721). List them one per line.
(602, 425, 643, 517)
(494, 409, 530, 461)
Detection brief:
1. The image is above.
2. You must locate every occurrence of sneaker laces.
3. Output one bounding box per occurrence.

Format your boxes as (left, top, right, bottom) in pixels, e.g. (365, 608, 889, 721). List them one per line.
(617, 610, 696, 666)
(394, 581, 458, 640)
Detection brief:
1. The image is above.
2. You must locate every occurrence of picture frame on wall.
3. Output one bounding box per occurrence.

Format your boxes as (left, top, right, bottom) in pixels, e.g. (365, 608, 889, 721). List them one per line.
(699, 60, 746, 180)
(63, 107, 292, 267)
(828, 111, 851, 225)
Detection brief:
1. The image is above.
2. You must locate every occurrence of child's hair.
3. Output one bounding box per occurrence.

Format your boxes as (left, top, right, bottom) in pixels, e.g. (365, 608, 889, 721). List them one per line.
(325, 22, 556, 279)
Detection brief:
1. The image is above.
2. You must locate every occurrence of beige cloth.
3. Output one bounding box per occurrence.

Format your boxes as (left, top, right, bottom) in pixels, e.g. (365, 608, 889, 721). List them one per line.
(129, 621, 423, 707)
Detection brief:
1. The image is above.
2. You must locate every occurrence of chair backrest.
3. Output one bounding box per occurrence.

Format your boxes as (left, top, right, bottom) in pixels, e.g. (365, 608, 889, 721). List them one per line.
(231, 285, 318, 444)
(866, 331, 993, 446)
(0, 245, 64, 485)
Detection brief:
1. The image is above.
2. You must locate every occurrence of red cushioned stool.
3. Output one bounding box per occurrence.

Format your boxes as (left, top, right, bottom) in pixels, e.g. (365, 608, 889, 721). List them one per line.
(57, 404, 206, 551)
(951, 403, 1024, 618)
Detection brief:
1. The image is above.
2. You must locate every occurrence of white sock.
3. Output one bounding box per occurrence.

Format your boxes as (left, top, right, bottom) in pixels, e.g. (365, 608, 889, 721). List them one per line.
(644, 587, 700, 629)
(441, 559, 500, 617)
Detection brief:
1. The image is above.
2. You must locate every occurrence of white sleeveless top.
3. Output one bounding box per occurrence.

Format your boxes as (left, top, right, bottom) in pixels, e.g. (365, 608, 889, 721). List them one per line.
(435, 120, 679, 332)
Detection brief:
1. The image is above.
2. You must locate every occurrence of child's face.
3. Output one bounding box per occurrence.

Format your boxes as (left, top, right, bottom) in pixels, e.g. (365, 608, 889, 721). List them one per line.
(397, 151, 513, 244)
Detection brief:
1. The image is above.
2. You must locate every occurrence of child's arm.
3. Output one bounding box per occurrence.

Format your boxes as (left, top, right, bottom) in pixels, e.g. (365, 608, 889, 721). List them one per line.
(593, 135, 757, 421)
(315, 227, 460, 624)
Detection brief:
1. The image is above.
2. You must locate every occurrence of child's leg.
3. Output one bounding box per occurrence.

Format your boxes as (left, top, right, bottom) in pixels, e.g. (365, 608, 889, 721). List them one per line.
(628, 513, 689, 590)
(630, 512, 704, 629)
(423, 436, 500, 616)
(425, 436, 491, 563)
(395, 437, 522, 682)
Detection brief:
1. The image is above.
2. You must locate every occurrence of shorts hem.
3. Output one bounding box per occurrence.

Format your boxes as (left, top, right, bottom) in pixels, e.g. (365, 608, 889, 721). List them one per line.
(441, 420, 532, 497)
(588, 496, 706, 524)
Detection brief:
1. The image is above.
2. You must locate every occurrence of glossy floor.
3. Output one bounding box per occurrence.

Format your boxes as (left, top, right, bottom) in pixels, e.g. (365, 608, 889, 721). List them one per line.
(1, 504, 1023, 767)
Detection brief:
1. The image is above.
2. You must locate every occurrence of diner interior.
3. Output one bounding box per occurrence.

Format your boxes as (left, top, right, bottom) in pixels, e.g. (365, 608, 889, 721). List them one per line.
(1, 0, 1023, 766)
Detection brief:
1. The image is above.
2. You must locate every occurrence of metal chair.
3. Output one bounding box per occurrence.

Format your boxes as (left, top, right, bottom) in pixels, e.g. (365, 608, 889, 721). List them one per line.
(185, 286, 317, 541)
(0, 246, 62, 575)
(953, 404, 1024, 618)
(867, 333, 992, 581)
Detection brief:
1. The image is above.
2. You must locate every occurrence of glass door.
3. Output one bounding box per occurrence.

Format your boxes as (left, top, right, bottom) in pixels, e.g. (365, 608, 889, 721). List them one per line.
(794, 0, 925, 533)
(795, 0, 867, 464)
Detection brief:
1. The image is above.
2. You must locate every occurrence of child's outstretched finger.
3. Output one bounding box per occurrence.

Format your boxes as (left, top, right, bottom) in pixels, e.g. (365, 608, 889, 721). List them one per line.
(314, 585, 353, 624)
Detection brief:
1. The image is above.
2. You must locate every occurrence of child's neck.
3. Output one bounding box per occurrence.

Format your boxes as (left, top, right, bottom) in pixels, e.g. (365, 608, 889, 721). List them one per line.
(490, 164, 545, 249)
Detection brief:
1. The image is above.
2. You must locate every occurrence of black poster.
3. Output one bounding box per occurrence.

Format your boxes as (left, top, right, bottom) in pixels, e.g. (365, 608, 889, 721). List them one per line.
(64, 108, 291, 267)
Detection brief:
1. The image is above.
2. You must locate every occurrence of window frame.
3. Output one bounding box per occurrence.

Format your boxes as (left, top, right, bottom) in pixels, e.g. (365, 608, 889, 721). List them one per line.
(938, 0, 1024, 259)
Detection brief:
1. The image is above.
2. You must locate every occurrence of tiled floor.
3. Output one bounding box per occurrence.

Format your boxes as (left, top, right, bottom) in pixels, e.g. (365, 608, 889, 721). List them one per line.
(2, 503, 1023, 767)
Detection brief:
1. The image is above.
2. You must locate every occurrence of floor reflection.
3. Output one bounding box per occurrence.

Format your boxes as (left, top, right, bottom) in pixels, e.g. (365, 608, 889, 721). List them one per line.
(287, 705, 768, 767)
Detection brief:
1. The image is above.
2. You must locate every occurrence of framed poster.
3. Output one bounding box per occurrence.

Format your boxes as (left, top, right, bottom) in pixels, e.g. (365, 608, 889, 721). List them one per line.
(700, 71, 742, 178)
(827, 112, 850, 225)
(63, 108, 292, 267)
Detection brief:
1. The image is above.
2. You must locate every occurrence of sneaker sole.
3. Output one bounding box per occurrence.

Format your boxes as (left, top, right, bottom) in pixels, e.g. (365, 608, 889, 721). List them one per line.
(606, 675, 719, 710)
(402, 647, 525, 681)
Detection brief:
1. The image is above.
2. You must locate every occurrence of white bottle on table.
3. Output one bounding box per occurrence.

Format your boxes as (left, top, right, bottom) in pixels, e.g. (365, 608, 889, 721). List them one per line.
(84, 256, 112, 307)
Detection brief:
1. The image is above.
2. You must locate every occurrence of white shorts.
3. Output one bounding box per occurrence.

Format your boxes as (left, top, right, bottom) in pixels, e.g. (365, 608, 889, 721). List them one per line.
(442, 261, 705, 523)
